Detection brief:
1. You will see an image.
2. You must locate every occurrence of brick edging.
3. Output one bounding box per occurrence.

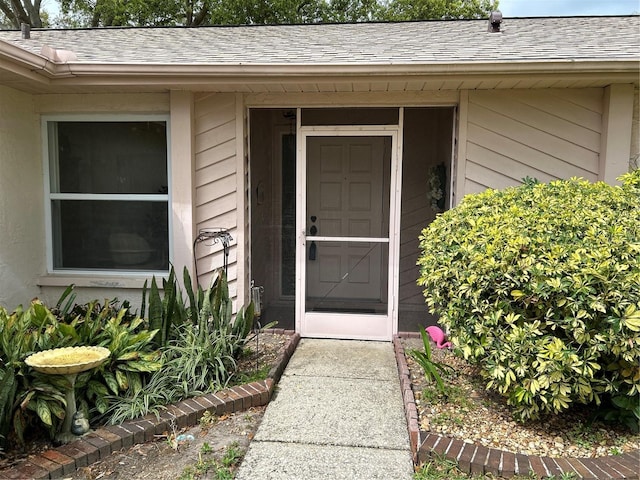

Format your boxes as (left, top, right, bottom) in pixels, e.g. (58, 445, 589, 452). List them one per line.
(393, 335, 640, 480)
(394, 334, 420, 462)
(0, 331, 301, 480)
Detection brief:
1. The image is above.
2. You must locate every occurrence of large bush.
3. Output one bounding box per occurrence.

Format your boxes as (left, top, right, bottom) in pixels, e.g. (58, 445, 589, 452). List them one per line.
(417, 171, 640, 424)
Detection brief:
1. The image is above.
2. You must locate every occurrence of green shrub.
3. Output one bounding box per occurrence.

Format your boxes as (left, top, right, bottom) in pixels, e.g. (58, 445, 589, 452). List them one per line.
(103, 269, 259, 424)
(0, 297, 161, 447)
(1, 268, 261, 443)
(417, 171, 640, 424)
(140, 265, 189, 349)
(52, 294, 163, 415)
(156, 270, 256, 397)
(0, 302, 68, 446)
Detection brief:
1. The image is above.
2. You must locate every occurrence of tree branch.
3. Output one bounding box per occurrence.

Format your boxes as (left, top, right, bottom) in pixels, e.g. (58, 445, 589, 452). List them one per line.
(191, 3, 208, 26)
(8, 0, 31, 25)
(23, 0, 43, 27)
(0, 0, 20, 28)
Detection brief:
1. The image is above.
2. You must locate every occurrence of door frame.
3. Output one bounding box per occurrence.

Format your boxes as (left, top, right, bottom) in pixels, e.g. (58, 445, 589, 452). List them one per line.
(295, 119, 404, 341)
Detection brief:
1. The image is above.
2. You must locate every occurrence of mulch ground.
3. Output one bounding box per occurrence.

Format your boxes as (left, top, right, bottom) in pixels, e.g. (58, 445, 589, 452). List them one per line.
(402, 337, 640, 459)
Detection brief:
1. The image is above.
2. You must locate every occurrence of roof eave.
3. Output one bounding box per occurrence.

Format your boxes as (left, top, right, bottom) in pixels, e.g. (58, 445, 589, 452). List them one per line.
(1, 45, 638, 91)
(0, 40, 72, 85)
(62, 59, 640, 78)
(42, 59, 638, 91)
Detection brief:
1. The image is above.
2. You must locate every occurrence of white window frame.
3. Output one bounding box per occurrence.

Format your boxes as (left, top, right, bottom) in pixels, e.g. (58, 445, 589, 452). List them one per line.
(42, 113, 173, 276)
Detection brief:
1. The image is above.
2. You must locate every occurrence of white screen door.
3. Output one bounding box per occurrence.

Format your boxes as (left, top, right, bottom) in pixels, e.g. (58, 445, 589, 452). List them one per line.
(297, 129, 400, 340)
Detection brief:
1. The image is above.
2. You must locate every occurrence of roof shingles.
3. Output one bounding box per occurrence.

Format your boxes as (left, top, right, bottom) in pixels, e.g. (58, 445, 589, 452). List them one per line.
(0, 16, 638, 66)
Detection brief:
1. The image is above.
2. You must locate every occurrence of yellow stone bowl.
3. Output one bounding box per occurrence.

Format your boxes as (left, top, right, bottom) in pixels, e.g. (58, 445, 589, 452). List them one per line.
(25, 346, 110, 375)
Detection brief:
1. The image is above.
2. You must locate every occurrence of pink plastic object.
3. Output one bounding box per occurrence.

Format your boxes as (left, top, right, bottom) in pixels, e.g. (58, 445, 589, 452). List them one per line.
(425, 326, 452, 349)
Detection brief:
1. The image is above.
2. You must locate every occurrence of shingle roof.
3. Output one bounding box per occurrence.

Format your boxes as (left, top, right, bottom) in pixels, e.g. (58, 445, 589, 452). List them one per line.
(0, 16, 638, 65)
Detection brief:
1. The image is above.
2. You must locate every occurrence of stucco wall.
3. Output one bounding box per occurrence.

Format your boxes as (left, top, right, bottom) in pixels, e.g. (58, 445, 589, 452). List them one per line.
(0, 85, 44, 310)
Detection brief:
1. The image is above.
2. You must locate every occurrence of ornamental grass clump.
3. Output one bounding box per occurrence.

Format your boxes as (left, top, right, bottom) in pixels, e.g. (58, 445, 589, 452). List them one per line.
(417, 171, 640, 426)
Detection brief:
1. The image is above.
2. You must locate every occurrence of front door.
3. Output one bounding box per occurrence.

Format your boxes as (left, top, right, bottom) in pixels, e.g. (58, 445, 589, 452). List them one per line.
(297, 129, 399, 340)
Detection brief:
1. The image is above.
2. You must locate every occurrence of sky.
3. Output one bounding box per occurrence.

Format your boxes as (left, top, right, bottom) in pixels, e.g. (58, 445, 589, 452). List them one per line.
(498, 0, 640, 17)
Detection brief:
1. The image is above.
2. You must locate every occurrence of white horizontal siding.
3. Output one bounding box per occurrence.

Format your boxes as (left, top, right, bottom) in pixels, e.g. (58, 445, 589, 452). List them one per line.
(193, 93, 239, 296)
(196, 156, 237, 188)
(464, 88, 603, 192)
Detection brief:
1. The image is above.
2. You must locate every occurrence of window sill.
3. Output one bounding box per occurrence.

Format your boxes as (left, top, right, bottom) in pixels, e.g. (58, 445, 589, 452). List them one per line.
(38, 273, 167, 289)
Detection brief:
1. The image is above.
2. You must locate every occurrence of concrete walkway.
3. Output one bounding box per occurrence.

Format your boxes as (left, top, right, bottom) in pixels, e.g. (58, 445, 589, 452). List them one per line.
(236, 339, 414, 480)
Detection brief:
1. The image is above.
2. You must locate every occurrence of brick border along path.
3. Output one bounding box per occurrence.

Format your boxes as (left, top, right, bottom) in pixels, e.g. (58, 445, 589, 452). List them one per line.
(394, 334, 640, 480)
(0, 330, 300, 480)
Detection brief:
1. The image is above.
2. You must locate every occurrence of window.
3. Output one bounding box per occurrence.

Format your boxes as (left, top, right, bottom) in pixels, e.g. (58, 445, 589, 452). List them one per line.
(281, 133, 296, 296)
(301, 108, 399, 126)
(45, 117, 170, 272)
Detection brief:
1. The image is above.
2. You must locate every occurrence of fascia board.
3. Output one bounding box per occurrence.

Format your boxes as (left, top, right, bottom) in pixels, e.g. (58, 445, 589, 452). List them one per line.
(0, 39, 56, 82)
(46, 60, 639, 90)
(62, 59, 639, 78)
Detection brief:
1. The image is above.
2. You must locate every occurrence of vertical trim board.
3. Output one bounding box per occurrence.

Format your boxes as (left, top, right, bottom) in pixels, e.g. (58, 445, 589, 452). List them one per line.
(169, 91, 195, 278)
(235, 93, 249, 306)
(454, 90, 469, 206)
(631, 87, 639, 168)
(600, 84, 634, 184)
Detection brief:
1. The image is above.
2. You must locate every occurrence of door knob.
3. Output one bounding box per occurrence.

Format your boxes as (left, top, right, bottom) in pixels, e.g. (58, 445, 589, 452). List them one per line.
(310, 225, 318, 235)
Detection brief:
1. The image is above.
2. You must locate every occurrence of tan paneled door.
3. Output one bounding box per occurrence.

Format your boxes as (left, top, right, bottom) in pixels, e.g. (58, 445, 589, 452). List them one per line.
(297, 129, 400, 340)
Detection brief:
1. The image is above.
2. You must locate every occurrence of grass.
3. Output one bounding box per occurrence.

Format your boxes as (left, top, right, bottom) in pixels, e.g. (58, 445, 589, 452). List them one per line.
(414, 455, 578, 480)
(199, 410, 219, 430)
(178, 441, 244, 480)
(414, 453, 472, 480)
(430, 411, 464, 427)
(565, 421, 628, 453)
(231, 363, 271, 385)
(421, 383, 476, 428)
(421, 384, 476, 411)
